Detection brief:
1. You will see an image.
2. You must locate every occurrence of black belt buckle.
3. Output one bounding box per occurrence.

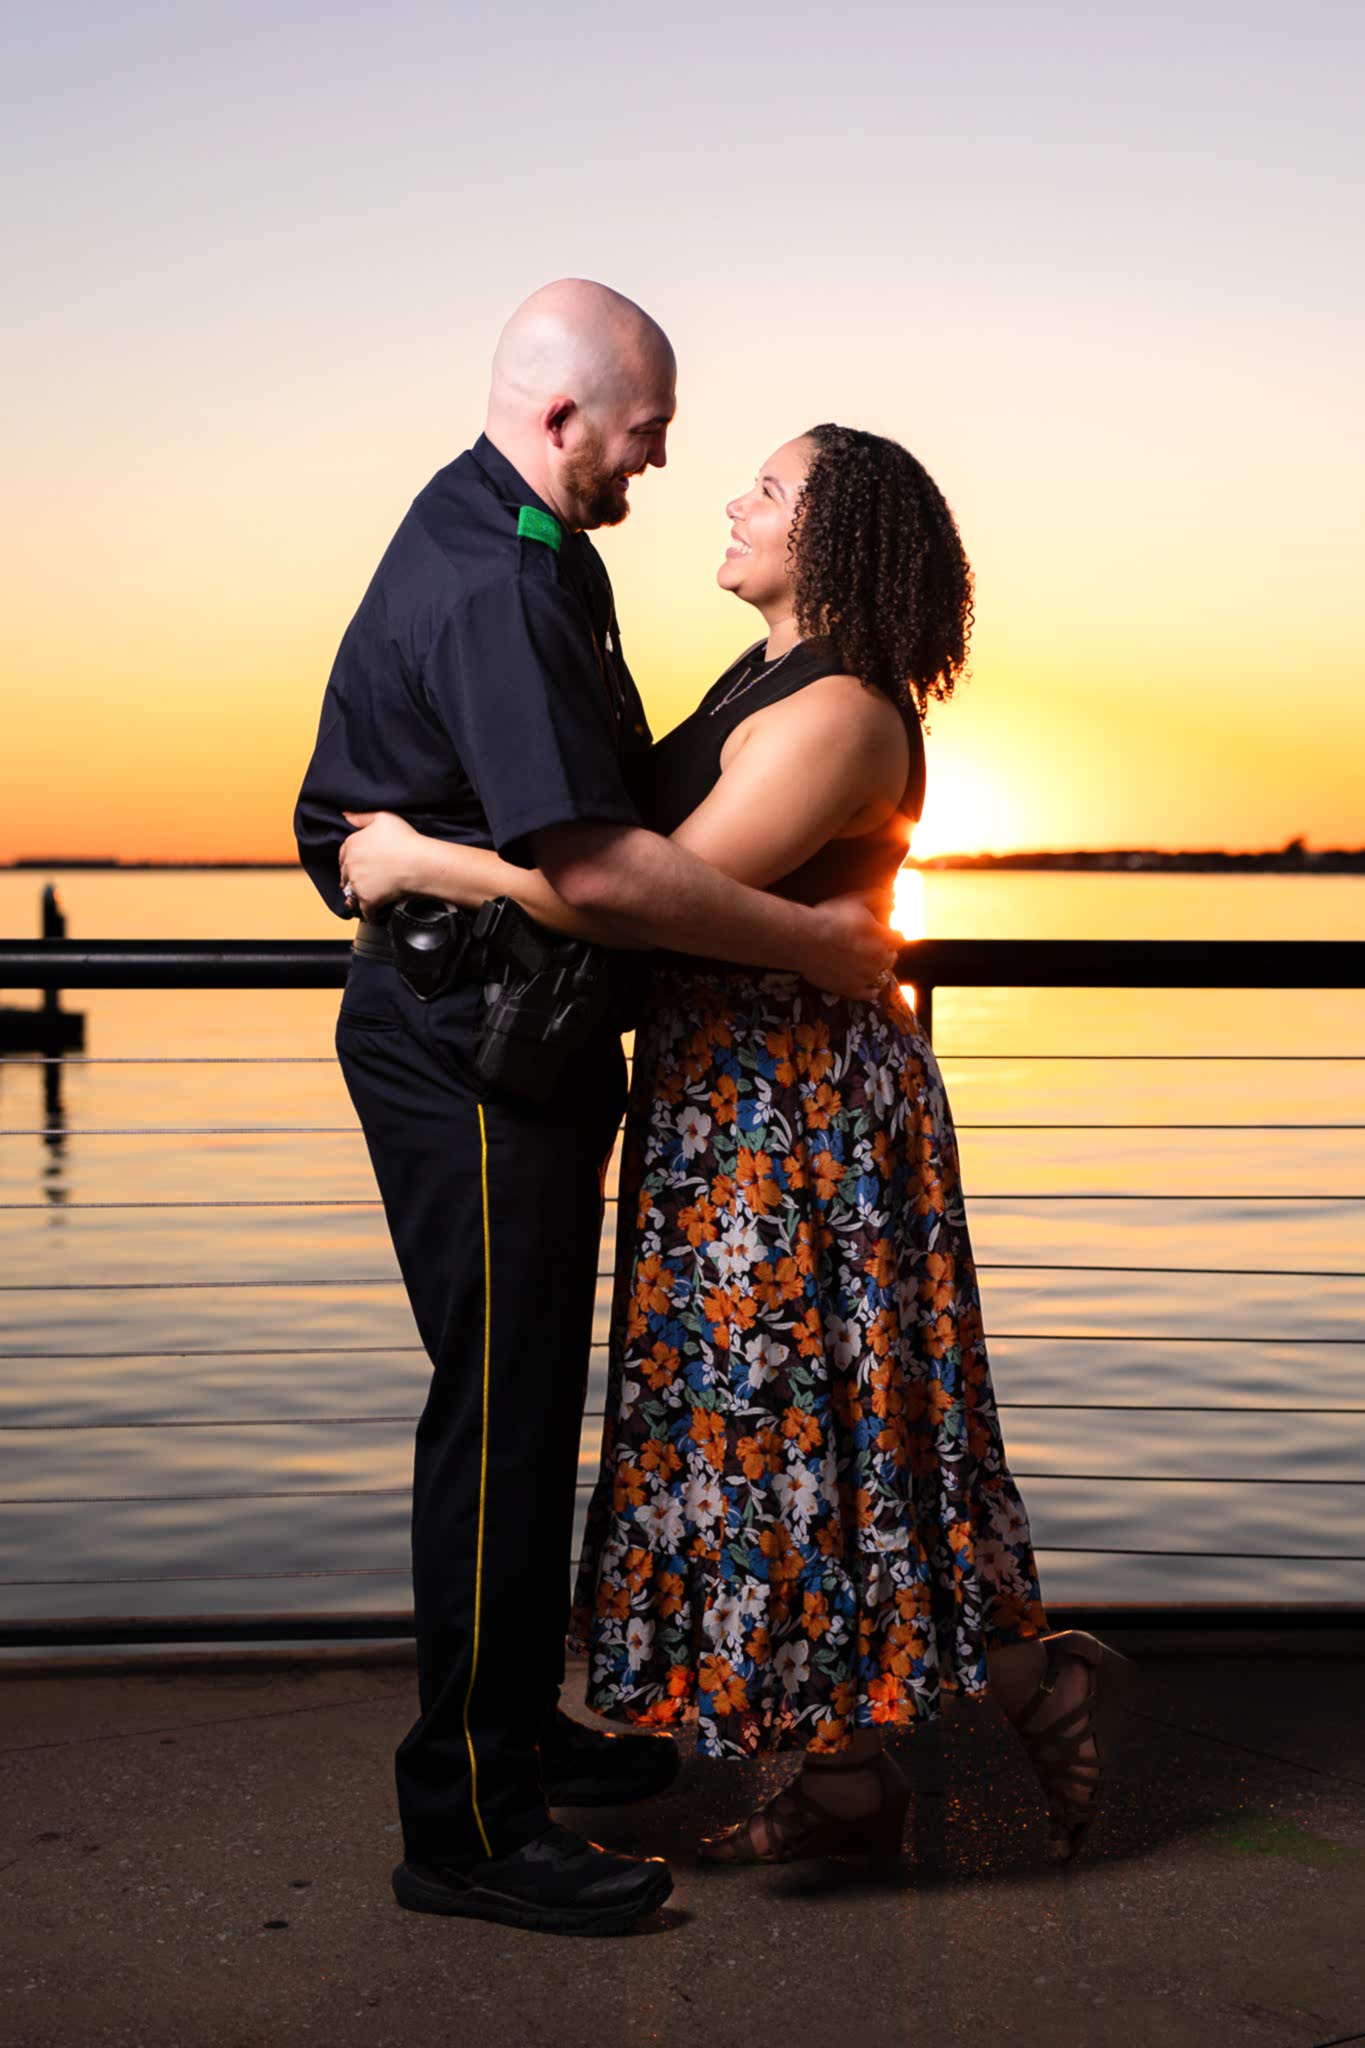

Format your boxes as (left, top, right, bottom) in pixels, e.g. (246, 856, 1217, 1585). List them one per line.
(388, 895, 472, 1002)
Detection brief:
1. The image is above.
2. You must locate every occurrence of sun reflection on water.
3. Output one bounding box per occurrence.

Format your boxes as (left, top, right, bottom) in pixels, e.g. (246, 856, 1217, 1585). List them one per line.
(891, 864, 925, 941)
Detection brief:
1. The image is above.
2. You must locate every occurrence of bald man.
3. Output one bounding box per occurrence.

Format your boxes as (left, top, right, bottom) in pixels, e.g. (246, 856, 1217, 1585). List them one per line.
(295, 281, 893, 1935)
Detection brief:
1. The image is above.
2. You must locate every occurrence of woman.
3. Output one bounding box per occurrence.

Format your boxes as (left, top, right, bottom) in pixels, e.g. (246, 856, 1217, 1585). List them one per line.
(339, 424, 1126, 1865)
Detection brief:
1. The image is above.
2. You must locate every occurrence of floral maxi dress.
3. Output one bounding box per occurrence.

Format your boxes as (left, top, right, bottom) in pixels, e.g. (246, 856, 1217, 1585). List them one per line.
(570, 963, 1048, 1760)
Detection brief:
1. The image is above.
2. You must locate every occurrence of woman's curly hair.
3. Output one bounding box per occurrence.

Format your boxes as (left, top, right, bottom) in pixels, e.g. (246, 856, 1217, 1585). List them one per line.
(788, 424, 974, 723)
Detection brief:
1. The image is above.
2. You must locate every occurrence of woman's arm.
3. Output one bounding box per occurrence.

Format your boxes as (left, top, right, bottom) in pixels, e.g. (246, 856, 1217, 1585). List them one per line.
(667, 674, 910, 887)
(337, 811, 631, 942)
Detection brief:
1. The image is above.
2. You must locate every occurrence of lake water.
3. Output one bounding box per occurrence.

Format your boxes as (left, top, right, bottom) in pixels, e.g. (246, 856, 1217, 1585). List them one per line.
(1, 867, 1362, 1641)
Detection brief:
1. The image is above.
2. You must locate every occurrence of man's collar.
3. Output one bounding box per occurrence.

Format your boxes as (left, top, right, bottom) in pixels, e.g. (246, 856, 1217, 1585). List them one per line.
(471, 432, 565, 529)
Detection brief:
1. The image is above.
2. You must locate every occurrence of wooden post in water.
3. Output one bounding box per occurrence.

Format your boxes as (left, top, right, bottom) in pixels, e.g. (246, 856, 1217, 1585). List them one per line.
(42, 884, 63, 1020)
(0, 884, 85, 1053)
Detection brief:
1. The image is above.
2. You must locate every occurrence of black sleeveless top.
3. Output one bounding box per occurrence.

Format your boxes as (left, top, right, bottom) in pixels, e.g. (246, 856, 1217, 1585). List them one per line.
(638, 636, 926, 904)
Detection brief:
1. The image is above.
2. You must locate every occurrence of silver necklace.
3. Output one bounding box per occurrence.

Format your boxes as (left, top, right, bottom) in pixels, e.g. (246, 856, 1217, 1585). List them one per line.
(708, 636, 805, 716)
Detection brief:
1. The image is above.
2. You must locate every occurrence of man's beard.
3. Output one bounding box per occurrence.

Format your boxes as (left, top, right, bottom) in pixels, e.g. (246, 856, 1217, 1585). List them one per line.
(563, 425, 632, 528)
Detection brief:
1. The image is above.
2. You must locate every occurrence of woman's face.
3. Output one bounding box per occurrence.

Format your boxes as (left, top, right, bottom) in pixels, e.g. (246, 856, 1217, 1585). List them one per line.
(717, 436, 813, 612)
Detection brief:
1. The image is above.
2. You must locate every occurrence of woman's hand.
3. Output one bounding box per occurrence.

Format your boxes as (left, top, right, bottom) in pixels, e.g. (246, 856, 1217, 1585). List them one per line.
(339, 810, 426, 912)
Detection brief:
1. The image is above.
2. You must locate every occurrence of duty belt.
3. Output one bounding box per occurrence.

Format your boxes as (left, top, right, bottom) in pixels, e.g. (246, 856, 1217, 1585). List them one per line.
(351, 917, 398, 963)
(352, 907, 482, 969)
(352, 898, 491, 996)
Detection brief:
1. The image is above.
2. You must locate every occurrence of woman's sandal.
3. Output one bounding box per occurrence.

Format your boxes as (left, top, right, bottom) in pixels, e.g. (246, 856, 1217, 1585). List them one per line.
(1008, 1630, 1132, 1862)
(697, 1747, 911, 1866)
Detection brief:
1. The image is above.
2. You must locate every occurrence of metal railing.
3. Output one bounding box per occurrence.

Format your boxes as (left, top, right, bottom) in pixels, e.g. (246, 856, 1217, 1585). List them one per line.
(2, 934, 1363, 1651)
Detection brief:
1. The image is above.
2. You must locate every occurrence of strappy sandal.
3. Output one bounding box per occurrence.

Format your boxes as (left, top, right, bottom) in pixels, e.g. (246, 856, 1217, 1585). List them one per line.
(698, 1747, 910, 1866)
(1008, 1630, 1132, 1862)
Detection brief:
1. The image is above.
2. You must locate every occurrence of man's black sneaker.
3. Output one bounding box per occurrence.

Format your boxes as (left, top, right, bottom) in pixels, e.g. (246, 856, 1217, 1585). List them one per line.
(391, 1823, 673, 1937)
(539, 1708, 681, 1808)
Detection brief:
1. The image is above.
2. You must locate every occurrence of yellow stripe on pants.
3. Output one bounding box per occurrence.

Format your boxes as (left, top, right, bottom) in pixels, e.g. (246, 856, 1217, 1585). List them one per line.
(460, 1102, 493, 1857)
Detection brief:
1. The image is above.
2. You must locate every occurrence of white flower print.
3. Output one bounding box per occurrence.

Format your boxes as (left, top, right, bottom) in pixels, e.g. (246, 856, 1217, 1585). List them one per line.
(635, 1495, 683, 1549)
(625, 1616, 655, 1669)
(683, 1469, 726, 1527)
(677, 1106, 712, 1158)
(976, 1537, 1025, 1594)
(702, 1588, 746, 1651)
(772, 1466, 820, 1529)
(773, 1639, 810, 1693)
(989, 1492, 1031, 1546)
(741, 1331, 784, 1391)
(712, 1215, 763, 1283)
(869, 1063, 896, 1112)
(823, 1312, 859, 1368)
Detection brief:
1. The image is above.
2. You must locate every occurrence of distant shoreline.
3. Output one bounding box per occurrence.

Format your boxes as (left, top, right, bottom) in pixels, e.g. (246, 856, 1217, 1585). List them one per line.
(6, 847, 1365, 876)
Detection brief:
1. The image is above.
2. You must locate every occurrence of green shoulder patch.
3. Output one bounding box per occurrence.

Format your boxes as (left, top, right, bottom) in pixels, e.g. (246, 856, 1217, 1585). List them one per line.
(517, 505, 563, 553)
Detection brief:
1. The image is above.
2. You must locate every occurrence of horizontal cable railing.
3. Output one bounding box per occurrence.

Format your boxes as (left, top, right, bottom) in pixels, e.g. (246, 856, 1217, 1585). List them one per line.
(2, 935, 1362, 1650)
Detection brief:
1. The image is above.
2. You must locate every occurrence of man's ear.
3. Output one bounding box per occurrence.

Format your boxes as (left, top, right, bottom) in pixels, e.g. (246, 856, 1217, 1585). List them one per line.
(543, 397, 575, 447)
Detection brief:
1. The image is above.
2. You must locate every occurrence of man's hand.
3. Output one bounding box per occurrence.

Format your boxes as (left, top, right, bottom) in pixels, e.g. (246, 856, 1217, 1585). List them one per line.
(339, 810, 425, 910)
(801, 894, 900, 1000)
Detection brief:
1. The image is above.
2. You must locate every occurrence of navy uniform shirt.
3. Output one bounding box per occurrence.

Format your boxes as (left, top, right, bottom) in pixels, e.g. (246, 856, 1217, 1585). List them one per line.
(294, 434, 653, 917)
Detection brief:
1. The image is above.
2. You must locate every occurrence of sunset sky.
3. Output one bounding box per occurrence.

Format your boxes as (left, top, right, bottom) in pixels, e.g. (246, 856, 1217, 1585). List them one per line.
(3, 1, 1361, 864)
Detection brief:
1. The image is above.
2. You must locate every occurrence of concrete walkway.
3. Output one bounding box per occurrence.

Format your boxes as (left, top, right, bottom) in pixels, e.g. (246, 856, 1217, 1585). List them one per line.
(3, 1640, 1363, 2048)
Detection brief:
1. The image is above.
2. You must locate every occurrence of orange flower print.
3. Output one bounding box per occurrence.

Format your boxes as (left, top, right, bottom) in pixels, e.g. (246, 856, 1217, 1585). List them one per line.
(622, 1545, 654, 1591)
(794, 1019, 834, 1083)
(752, 1256, 804, 1310)
(699, 1653, 748, 1715)
(689, 1407, 727, 1468)
(641, 1341, 680, 1391)
(612, 1462, 647, 1511)
(736, 1431, 778, 1481)
(877, 1415, 911, 1465)
(709, 1073, 739, 1125)
(634, 1254, 671, 1316)
(805, 1082, 843, 1130)
(867, 1307, 899, 1358)
(895, 1583, 932, 1622)
(759, 1524, 802, 1585)
(793, 1306, 824, 1358)
(781, 1404, 822, 1452)
(864, 1237, 896, 1286)
(597, 1581, 630, 1621)
(868, 1673, 910, 1725)
(678, 1198, 716, 1247)
(699, 1285, 757, 1348)
(924, 1312, 955, 1362)
(805, 1714, 847, 1756)
(765, 1027, 796, 1086)
(736, 1146, 782, 1216)
(802, 1589, 831, 1639)
(811, 1149, 846, 1201)
(657, 1571, 685, 1618)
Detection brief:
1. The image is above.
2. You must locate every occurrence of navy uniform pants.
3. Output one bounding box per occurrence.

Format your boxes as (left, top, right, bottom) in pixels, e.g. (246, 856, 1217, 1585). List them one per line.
(335, 953, 625, 1865)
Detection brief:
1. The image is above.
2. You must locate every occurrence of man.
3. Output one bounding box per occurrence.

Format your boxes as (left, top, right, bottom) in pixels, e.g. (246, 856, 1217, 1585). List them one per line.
(295, 279, 895, 1937)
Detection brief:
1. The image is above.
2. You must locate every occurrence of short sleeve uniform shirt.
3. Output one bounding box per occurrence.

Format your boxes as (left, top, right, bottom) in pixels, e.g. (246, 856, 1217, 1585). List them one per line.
(294, 435, 653, 917)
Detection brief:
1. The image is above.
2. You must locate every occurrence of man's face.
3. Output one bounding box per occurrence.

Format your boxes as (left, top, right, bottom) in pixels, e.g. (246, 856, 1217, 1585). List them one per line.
(558, 359, 676, 529)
